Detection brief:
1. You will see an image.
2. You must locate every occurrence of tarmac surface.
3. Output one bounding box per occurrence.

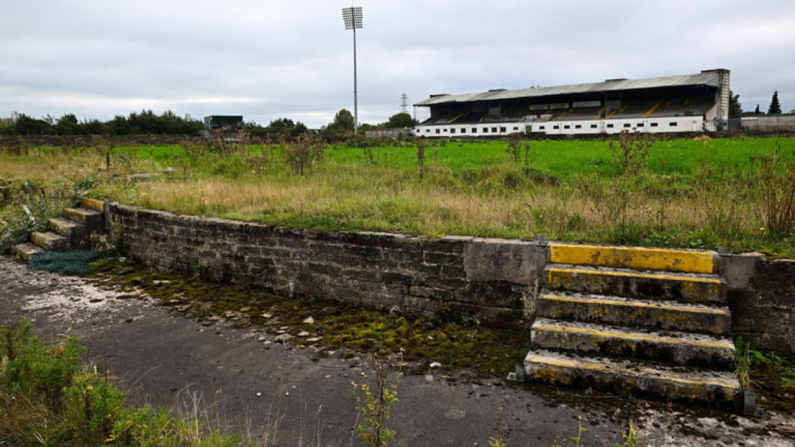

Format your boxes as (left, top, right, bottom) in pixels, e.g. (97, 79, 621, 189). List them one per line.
(1, 255, 793, 447)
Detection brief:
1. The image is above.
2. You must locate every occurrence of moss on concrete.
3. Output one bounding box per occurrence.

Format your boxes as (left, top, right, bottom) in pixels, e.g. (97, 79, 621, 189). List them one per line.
(88, 265, 532, 378)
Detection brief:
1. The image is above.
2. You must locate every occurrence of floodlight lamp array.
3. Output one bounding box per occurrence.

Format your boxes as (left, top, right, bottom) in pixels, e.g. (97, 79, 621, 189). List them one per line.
(342, 6, 363, 30)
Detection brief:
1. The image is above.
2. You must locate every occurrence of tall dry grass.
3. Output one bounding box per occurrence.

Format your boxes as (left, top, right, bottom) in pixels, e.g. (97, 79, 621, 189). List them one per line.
(2, 138, 791, 257)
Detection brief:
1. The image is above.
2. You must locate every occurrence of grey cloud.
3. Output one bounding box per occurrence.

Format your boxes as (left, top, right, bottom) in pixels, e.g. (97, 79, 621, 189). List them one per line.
(1, 0, 794, 127)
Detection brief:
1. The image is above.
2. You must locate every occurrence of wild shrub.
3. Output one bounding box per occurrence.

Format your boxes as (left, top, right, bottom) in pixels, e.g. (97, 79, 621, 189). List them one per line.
(284, 136, 325, 175)
(416, 140, 427, 179)
(352, 356, 401, 447)
(609, 131, 655, 175)
(0, 176, 95, 253)
(752, 145, 795, 237)
(505, 134, 531, 165)
(0, 320, 265, 446)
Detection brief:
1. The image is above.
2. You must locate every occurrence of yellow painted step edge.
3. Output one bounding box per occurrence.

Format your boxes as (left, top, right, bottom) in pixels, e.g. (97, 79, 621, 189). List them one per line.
(548, 268, 722, 285)
(541, 295, 729, 316)
(550, 243, 715, 274)
(526, 354, 741, 389)
(533, 323, 731, 350)
(81, 197, 105, 211)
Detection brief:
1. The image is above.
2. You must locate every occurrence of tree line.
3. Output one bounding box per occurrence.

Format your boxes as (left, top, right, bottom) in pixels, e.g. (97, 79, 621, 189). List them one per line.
(0, 110, 206, 136)
(0, 108, 418, 138)
(729, 90, 792, 118)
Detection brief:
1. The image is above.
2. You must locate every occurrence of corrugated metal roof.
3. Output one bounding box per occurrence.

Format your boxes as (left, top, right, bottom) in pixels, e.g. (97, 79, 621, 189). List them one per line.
(415, 71, 722, 107)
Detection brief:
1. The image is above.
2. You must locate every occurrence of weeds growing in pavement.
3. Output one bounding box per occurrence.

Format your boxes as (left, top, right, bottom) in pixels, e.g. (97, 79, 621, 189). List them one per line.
(734, 336, 795, 413)
(0, 319, 299, 446)
(352, 356, 402, 447)
(487, 404, 509, 447)
(616, 421, 640, 447)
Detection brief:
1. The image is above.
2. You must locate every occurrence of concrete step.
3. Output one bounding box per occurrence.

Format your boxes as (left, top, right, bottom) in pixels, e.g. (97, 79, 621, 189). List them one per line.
(549, 243, 717, 274)
(81, 197, 106, 212)
(545, 264, 726, 304)
(531, 318, 736, 370)
(524, 349, 742, 407)
(63, 207, 104, 233)
(538, 292, 731, 336)
(12, 242, 44, 261)
(48, 217, 81, 237)
(30, 231, 70, 252)
(48, 217, 92, 250)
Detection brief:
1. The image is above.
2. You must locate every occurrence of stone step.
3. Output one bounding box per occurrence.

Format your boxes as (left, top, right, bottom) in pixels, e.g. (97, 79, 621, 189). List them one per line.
(63, 207, 104, 233)
(549, 243, 717, 274)
(48, 217, 81, 237)
(538, 292, 731, 336)
(546, 264, 726, 304)
(81, 197, 106, 212)
(12, 242, 44, 261)
(48, 217, 91, 250)
(524, 350, 742, 407)
(531, 318, 736, 370)
(30, 231, 70, 252)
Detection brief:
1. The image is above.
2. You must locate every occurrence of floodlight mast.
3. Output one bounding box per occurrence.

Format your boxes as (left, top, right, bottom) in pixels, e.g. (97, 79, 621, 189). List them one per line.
(342, 6, 362, 134)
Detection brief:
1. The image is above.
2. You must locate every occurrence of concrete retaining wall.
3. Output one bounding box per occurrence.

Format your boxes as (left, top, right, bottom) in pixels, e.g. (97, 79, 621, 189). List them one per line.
(111, 204, 795, 353)
(725, 254, 795, 354)
(112, 204, 545, 326)
(740, 115, 795, 133)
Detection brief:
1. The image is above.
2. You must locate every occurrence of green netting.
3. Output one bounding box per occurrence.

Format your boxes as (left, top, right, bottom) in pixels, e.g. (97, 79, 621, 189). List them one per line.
(28, 251, 104, 274)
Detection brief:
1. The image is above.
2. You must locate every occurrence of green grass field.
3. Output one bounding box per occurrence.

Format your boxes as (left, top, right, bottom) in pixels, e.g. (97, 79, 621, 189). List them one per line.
(114, 137, 783, 179)
(2, 135, 795, 257)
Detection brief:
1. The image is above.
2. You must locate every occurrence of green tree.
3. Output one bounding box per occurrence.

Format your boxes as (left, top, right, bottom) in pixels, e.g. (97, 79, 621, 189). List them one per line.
(267, 118, 308, 138)
(108, 115, 133, 135)
(12, 114, 53, 135)
(768, 91, 782, 114)
(81, 118, 108, 135)
(333, 109, 355, 132)
(755, 104, 761, 115)
(55, 114, 80, 135)
(321, 109, 356, 136)
(728, 90, 742, 119)
(384, 112, 417, 129)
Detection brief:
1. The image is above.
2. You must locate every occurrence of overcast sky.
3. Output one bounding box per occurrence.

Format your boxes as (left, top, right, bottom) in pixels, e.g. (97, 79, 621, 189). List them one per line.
(2, 0, 794, 128)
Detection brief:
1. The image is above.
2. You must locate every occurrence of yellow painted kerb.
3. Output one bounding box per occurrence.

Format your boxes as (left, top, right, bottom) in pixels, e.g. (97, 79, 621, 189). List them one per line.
(550, 243, 715, 273)
(81, 197, 105, 211)
(534, 323, 731, 350)
(527, 354, 741, 389)
(541, 295, 729, 316)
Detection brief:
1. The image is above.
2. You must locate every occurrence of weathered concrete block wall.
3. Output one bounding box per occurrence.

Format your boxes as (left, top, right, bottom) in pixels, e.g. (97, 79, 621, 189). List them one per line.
(112, 204, 545, 326)
(740, 115, 795, 133)
(725, 255, 795, 353)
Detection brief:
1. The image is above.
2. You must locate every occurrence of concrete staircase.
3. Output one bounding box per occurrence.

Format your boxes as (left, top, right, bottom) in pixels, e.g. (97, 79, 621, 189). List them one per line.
(13, 198, 106, 261)
(525, 243, 742, 407)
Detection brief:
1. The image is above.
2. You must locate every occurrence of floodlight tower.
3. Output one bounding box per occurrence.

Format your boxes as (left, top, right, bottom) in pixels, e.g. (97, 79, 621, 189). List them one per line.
(342, 6, 363, 134)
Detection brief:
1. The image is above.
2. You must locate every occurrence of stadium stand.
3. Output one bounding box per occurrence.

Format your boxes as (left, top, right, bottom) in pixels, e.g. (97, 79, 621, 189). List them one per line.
(414, 69, 731, 137)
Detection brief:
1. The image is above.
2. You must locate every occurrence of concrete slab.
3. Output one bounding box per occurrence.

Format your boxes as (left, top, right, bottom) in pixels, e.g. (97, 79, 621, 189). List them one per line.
(549, 243, 717, 274)
(531, 318, 736, 370)
(538, 292, 731, 335)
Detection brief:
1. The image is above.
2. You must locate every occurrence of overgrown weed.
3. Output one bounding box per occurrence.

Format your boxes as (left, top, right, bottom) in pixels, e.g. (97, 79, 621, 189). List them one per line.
(0, 319, 299, 446)
(752, 144, 795, 237)
(3, 137, 795, 257)
(352, 356, 401, 447)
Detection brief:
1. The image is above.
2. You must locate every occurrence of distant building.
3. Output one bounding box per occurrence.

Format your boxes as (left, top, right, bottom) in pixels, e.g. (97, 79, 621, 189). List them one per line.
(414, 69, 731, 137)
(203, 115, 244, 131)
